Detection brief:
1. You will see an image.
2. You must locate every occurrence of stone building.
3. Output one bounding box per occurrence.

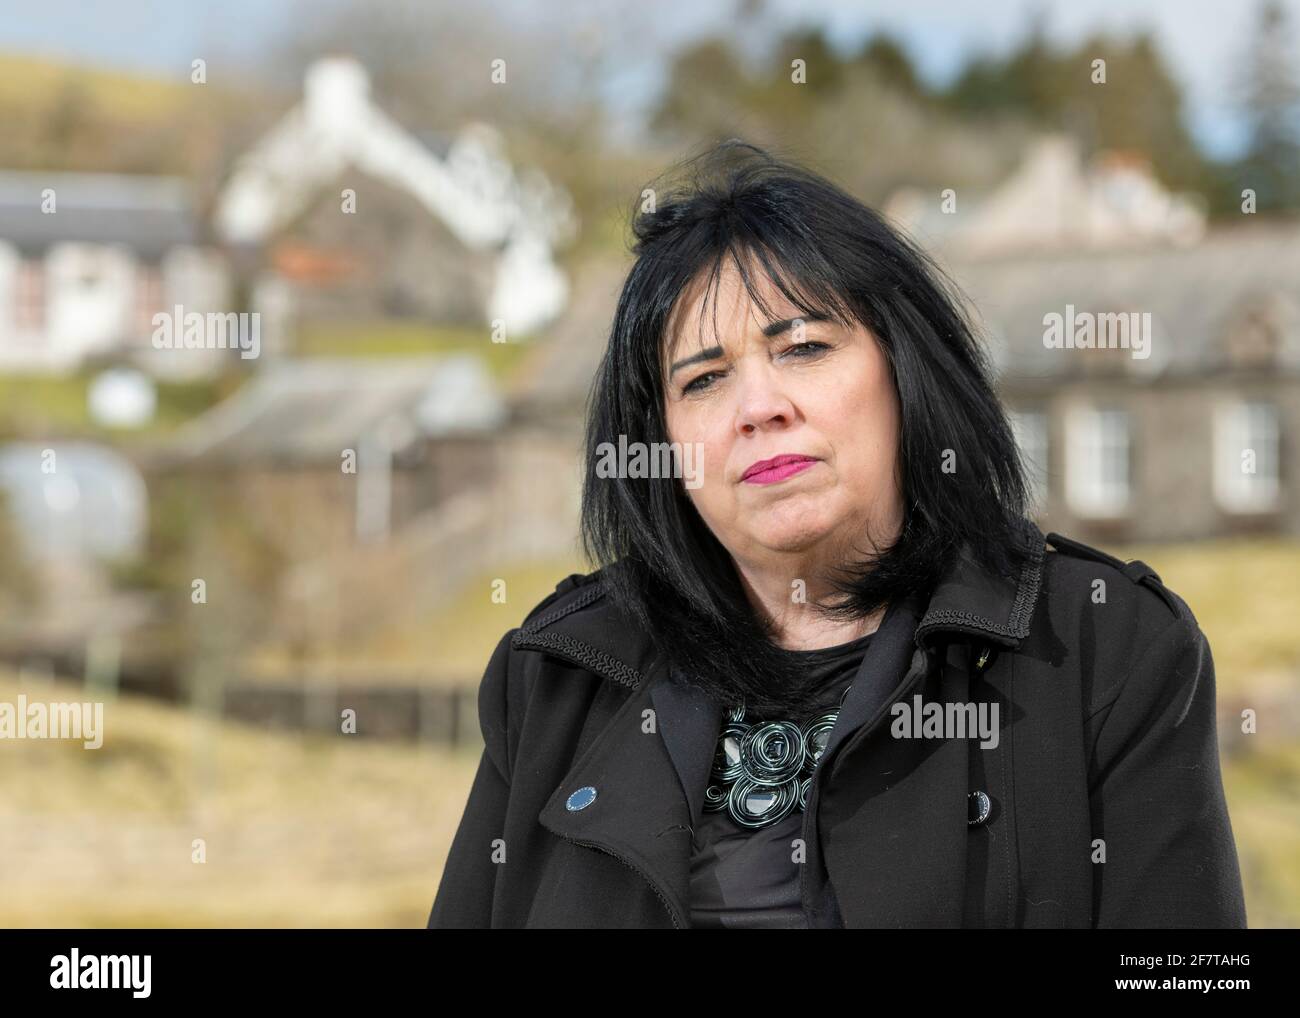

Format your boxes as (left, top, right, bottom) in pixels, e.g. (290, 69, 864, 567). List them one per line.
(513, 135, 1298, 547)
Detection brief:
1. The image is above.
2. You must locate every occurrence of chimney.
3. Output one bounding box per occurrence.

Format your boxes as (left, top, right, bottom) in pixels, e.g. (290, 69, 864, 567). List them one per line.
(304, 56, 371, 131)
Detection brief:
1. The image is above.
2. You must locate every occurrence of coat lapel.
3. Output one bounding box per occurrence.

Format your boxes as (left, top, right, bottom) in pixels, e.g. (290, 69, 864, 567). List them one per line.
(649, 670, 724, 832)
(534, 655, 713, 929)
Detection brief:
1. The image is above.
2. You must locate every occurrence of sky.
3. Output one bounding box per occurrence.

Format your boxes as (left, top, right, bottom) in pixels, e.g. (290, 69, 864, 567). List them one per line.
(0, 0, 1294, 160)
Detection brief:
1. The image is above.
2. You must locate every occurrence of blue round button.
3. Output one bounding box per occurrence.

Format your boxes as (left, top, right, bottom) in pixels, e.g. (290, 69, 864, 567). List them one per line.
(565, 786, 598, 811)
(968, 790, 991, 826)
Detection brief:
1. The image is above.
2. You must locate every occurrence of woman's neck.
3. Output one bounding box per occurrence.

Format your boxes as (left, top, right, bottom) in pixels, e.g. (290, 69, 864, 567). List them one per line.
(733, 553, 887, 651)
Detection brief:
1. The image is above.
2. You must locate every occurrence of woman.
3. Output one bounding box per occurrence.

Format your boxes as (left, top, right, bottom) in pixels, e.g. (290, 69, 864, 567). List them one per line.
(427, 141, 1247, 929)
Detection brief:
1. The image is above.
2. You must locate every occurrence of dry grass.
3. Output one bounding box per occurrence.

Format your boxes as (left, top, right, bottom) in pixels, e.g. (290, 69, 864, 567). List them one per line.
(1111, 537, 1300, 698)
(0, 672, 477, 927)
(0, 53, 191, 121)
(1221, 742, 1300, 929)
(245, 557, 591, 686)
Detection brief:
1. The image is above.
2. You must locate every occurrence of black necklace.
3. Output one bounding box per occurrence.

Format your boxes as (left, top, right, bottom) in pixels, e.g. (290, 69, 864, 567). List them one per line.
(704, 682, 853, 829)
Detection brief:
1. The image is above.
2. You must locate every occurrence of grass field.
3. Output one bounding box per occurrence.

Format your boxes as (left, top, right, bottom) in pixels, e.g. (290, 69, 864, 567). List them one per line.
(1221, 740, 1300, 929)
(0, 53, 192, 123)
(0, 670, 474, 927)
(293, 320, 535, 380)
(1111, 538, 1300, 697)
(0, 373, 229, 441)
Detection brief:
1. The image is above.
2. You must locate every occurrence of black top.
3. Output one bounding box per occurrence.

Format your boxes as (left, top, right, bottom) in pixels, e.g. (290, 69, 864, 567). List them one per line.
(688, 630, 874, 929)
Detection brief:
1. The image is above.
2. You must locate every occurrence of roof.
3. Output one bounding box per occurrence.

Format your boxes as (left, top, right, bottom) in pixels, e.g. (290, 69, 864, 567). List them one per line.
(948, 222, 1300, 380)
(508, 218, 1300, 423)
(162, 355, 505, 465)
(0, 171, 198, 259)
(886, 134, 1207, 257)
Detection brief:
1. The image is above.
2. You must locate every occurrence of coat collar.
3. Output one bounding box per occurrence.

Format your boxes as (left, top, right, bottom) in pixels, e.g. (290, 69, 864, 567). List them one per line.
(513, 516, 1047, 688)
(914, 515, 1046, 649)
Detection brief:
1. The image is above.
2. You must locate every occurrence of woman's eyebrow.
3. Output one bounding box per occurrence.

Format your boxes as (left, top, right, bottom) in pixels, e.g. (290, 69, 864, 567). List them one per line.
(668, 313, 833, 375)
(669, 345, 724, 376)
(761, 312, 831, 337)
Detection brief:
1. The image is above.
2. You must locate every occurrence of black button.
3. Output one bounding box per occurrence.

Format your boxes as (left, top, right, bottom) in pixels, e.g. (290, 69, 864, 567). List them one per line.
(968, 790, 991, 826)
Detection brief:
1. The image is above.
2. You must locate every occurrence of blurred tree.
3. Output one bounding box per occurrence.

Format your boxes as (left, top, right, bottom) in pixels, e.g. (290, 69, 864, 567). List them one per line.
(1234, 0, 1300, 213)
(853, 33, 925, 100)
(1062, 33, 1219, 199)
(649, 38, 759, 142)
(647, 22, 1031, 206)
(941, 22, 1223, 210)
(774, 28, 847, 97)
(943, 11, 1057, 119)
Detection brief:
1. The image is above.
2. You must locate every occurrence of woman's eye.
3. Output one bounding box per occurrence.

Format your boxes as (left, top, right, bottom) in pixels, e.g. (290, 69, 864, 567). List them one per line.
(783, 341, 829, 359)
(683, 371, 722, 394)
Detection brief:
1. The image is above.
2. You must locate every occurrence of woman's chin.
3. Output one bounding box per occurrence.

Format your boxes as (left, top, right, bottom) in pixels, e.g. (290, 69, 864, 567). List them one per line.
(747, 515, 837, 554)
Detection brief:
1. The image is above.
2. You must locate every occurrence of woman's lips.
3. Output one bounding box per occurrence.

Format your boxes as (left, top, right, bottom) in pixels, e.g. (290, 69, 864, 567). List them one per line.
(741, 455, 818, 485)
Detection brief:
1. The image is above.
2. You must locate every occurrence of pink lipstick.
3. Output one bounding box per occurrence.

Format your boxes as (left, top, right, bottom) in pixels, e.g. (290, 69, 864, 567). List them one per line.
(741, 454, 818, 485)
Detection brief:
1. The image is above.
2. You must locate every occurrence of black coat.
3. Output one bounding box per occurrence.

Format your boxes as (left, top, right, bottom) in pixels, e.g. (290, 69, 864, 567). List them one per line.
(426, 522, 1248, 928)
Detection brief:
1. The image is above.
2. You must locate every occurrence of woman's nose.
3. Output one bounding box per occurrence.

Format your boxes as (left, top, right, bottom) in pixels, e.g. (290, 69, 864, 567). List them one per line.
(734, 371, 796, 435)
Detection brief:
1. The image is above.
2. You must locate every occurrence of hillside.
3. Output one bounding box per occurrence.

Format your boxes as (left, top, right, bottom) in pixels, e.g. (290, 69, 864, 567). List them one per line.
(0, 51, 268, 174)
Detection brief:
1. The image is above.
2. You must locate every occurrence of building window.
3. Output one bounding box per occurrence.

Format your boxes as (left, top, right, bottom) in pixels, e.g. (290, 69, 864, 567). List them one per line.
(1009, 408, 1049, 514)
(1215, 399, 1280, 512)
(14, 260, 45, 331)
(1067, 405, 1130, 517)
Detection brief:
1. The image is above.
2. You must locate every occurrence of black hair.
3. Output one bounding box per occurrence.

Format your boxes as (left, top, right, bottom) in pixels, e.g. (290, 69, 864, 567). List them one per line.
(580, 139, 1033, 716)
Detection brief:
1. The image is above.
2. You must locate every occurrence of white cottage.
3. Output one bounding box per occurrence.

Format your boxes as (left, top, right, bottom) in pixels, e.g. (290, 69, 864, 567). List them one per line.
(0, 171, 232, 378)
(214, 56, 576, 338)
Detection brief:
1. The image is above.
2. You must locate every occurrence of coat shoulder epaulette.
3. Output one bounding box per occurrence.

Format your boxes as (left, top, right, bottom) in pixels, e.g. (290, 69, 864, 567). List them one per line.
(519, 569, 606, 630)
(1044, 531, 1183, 620)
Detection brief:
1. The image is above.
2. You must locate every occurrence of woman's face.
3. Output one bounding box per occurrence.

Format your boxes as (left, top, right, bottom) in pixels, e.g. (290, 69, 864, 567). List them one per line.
(662, 261, 904, 569)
